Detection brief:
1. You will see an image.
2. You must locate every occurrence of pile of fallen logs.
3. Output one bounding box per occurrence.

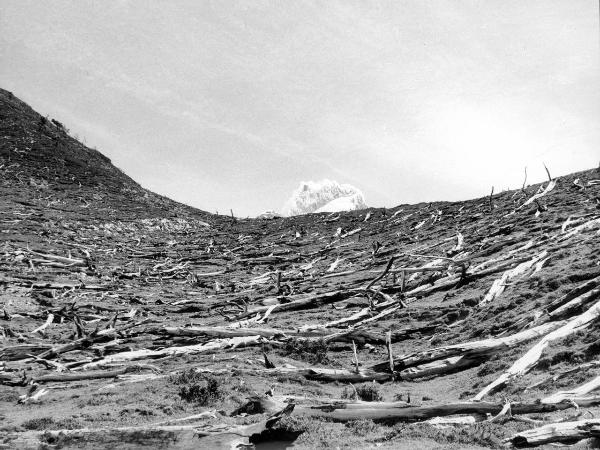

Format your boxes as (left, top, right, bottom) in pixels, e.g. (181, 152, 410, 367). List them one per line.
(2, 168, 600, 448)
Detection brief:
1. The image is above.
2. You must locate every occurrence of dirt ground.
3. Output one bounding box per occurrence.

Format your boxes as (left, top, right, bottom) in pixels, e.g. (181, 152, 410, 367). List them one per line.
(1, 88, 600, 449)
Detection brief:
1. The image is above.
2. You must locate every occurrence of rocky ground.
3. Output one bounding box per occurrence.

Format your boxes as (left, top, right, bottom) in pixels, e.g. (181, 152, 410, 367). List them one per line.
(1, 88, 600, 449)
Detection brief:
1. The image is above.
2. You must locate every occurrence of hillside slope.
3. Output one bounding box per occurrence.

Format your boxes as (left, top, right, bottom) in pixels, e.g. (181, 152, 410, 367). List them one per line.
(0, 88, 213, 223)
(1, 91, 600, 449)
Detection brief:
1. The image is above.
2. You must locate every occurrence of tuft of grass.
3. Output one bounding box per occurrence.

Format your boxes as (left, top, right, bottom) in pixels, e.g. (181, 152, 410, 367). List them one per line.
(381, 422, 506, 448)
(345, 419, 378, 435)
(341, 382, 383, 402)
(280, 338, 329, 364)
(22, 417, 55, 431)
(22, 417, 82, 431)
(170, 368, 205, 385)
(170, 369, 222, 405)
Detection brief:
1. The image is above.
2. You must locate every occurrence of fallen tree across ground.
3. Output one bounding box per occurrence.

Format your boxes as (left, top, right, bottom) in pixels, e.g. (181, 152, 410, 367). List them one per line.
(474, 297, 600, 400)
(238, 394, 600, 423)
(6, 404, 294, 450)
(506, 418, 600, 447)
(370, 321, 562, 376)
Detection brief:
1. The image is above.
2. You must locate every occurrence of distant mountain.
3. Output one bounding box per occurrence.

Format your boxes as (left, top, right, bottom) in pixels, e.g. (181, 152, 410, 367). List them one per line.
(282, 179, 367, 216)
(314, 193, 367, 213)
(256, 210, 283, 219)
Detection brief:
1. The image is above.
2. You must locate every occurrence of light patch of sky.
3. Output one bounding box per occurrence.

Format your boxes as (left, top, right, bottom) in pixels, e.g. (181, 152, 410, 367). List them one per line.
(0, 0, 598, 216)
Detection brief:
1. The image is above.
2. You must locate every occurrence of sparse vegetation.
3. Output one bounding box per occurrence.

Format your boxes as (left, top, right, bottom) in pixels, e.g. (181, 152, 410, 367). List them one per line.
(170, 369, 222, 405)
(341, 382, 383, 402)
(280, 338, 329, 364)
(22, 417, 81, 431)
(345, 419, 379, 435)
(381, 422, 506, 448)
(21, 417, 56, 431)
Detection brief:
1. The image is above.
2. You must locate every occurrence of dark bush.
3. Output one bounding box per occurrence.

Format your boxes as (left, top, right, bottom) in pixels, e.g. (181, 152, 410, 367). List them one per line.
(342, 383, 383, 402)
(22, 417, 55, 431)
(280, 338, 329, 364)
(170, 369, 222, 405)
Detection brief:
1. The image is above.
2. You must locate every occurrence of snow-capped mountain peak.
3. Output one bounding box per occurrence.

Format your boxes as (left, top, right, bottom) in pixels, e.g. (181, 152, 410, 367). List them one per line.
(282, 179, 367, 216)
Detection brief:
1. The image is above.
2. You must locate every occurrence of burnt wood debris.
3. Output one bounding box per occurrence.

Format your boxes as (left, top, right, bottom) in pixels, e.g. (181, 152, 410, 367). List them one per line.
(1, 88, 600, 448)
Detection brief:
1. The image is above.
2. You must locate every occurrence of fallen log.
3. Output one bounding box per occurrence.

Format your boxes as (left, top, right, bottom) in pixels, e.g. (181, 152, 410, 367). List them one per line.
(549, 286, 600, 320)
(28, 249, 88, 266)
(0, 344, 53, 361)
(299, 296, 404, 334)
(525, 361, 600, 392)
(162, 325, 292, 340)
(307, 325, 440, 346)
(557, 216, 600, 242)
(233, 290, 356, 320)
(507, 418, 600, 447)
(35, 320, 148, 360)
(479, 251, 548, 306)
(26, 281, 109, 290)
(33, 365, 156, 383)
(398, 355, 480, 380)
(148, 411, 218, 426)
(162, 325, 378, 346)
(474, 298, 600, 400)
(290, 397, 600, 423)
(399, 255, 534, 298)
(519, 179, 557, 209)
(30, 313, 54, 335)
(78, 335, 268, 370)
(371, 321, 562, 373)
(544, 275, 600, 314)
(542, 373, 600, 404)
(7, 404, 293, 450)
(272, 365, 391, 383)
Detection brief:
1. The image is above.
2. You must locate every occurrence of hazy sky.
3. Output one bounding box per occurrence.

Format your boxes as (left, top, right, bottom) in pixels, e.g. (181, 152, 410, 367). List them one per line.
(1, 1, 598, 216)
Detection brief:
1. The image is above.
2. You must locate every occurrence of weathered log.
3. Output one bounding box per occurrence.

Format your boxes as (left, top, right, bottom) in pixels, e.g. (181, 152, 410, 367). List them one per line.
(371, 321, 562, 373)
(30, 313, 54, 335)
(366, 256, 398, 289)
(519, 179, 557, 209)
(542, 374, 600, 404)
(28, 249, 87, 266)
(474, 298, 600, 400)
(398, 355, 480, 380)
(545, 275, 600, 314)
(25, 281, 108, 290)
(33, 365, 155, 383)
(507, 418, 600, 447)
(302, 298, 404, 334)
(35, 320, 147, 360)
(399, 255, 534, 298)
(78, 335, 267, 370)
(525, 361, 600, 391)
(0, 344, 53, 361)
(309, 325, 439, 346)
(150, 411, 218, 426)
(7, 404, 293, 450)
(162, 325, 292, 340)
(234, 290, 356, 320)
(298, 398, 599, 423)
(262, 365, 391, 383)
(549, 286, 600, 320)
(479, 251, 548, 306)
(558, 216, 600, 242)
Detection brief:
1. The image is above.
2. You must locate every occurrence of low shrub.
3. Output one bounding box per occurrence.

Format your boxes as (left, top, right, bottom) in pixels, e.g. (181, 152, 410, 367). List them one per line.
(170, 369, 222, 405)
(341, 382, 383, 402)
(280, 338, 329, 364)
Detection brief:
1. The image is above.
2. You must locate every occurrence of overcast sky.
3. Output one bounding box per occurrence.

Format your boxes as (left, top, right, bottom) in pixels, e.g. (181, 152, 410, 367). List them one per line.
(1, 0, 598, 216)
